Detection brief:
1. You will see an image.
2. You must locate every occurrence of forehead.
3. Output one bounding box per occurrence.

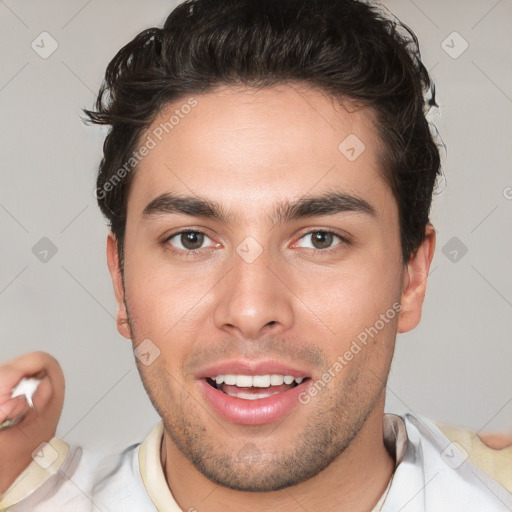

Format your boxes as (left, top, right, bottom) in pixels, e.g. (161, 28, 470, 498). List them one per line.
(129, 84, 393, 219)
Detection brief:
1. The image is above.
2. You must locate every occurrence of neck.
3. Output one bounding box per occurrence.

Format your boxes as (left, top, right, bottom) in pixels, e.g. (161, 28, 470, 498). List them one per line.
(160, 403, 395, 512)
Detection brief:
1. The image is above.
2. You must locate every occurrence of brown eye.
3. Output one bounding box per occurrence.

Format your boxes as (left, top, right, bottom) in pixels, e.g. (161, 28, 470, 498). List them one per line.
(311, 231, 334, 249)
(295, 231, 343, 250)
(181, 232, 204, 249)
(168, 231, 209, 251)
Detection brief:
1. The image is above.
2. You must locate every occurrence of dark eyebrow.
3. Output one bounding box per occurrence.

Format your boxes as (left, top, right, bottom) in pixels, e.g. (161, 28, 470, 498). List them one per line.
(142, 191, 376, 223)
(273, 191, 376, 224)
(142, 193, 229, 221)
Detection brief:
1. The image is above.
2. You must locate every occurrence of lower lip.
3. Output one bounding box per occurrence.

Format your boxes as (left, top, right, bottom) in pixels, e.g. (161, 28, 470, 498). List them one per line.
(198, 379, 309, 426)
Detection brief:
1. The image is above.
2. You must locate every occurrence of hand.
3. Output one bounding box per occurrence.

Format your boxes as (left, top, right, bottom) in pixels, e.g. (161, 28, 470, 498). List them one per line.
(478, 432, 512, 450)
(0, 352, 65, 494)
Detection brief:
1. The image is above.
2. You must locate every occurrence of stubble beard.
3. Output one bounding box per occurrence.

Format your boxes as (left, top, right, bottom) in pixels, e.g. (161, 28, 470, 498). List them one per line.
(138, 356, 387, 492)
(124, 296, 389, 492)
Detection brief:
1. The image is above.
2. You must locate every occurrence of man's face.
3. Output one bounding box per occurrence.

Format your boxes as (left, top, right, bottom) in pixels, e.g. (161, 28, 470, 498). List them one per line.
(113, 85, 408, 491)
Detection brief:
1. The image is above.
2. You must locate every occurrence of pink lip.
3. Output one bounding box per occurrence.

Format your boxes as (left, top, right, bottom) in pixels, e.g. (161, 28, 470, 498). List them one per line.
(195, 359, 311, 379)
(198, 378, 311, 426)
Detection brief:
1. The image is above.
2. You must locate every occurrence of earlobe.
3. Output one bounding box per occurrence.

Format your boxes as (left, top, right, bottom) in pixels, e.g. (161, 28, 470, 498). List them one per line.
(106, 233, 132, 340)
(397, 224, 436, 334)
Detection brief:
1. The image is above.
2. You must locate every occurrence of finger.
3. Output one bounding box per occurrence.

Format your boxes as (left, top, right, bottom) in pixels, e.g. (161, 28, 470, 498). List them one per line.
(0, 395, 29, 423)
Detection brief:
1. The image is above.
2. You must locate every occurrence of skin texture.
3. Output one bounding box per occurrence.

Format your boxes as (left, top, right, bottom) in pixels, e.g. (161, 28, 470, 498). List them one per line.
(107, 84, 436, 512)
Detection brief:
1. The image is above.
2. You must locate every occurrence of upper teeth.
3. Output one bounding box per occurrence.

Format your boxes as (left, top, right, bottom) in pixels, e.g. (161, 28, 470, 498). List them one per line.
(213, 374, 304, 387)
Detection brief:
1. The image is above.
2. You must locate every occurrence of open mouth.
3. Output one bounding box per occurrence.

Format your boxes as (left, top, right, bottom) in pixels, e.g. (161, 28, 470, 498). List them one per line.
(205, 374, 311, 400)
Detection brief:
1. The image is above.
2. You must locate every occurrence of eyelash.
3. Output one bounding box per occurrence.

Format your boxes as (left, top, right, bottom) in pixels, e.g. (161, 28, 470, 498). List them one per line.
(163, 229, 350, 256)
(163, 230, 217, 257)
(293, 230, 350, 252)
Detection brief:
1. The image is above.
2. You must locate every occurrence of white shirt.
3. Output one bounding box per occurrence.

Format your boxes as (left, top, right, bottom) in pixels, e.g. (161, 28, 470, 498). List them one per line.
(2, 413, 512, 511)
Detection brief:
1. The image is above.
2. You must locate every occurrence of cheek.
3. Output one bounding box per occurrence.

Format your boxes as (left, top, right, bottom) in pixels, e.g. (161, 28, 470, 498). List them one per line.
(122, 247, 218, 345)
(288, 259, 402, 383)
(295, 254, 401, 339)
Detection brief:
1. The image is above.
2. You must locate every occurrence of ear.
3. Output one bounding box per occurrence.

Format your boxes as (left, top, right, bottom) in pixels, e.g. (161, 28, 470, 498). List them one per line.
(397, 224, 436, 333)
(106, 232, 132, 339)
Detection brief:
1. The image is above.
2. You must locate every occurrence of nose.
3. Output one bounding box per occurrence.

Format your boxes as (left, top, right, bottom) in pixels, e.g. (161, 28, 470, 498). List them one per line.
(213, 248, 295, 339)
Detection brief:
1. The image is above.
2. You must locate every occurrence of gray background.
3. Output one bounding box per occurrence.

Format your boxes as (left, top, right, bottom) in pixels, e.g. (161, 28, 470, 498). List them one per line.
(0, 0, 511, 451)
